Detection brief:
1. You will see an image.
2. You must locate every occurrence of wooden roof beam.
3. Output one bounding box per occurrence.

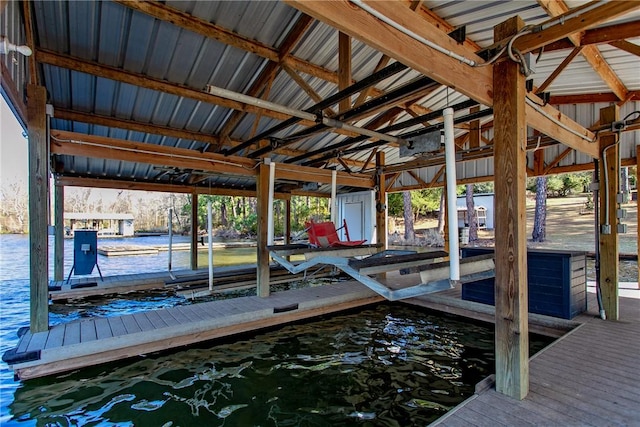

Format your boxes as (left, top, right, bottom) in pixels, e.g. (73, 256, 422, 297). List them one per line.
(113, 1, 338, 83)
(609, 40, 640, 58)
(537, 0, 628, 101)
(217, 14, 314, 143)
(286, 0, 597, 157)
(36, 50, 370, 143)
(512, 2, 640, 54)
(544, 20, 640, 52)
(51, 130, 372, 188)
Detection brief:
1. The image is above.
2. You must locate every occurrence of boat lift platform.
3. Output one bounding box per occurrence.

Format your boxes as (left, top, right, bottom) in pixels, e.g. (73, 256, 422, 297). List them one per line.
(268, 245, 495, 301)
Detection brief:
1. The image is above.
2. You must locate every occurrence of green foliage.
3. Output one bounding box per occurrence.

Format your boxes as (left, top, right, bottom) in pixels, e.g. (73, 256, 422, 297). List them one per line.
(387, 193, 404, 216)
(411, 189, 441, 217)
(528, 172, 592, 198)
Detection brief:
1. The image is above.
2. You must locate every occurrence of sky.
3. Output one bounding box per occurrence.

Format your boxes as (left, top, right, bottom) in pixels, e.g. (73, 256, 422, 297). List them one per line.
(0, 95, 130, 208)
(0, 94, 28, 189)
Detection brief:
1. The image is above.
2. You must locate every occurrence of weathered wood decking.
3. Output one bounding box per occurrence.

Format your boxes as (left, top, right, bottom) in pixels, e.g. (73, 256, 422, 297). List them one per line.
(432, 290, 640, 427)
(8, 281, 383, 379)
(49, 264, 311, 301)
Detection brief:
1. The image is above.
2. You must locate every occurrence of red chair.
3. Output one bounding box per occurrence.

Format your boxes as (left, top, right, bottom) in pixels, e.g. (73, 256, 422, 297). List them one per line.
(305, 220, 366, 248)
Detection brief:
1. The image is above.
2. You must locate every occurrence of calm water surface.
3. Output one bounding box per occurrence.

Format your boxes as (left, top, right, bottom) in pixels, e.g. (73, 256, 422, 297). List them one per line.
(0, 234, 552, 426)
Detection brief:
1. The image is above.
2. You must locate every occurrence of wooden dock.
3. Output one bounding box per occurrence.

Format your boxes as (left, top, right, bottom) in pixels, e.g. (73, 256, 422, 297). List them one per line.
(6, 281, 383, 380)
(431, 290, 640, 426)
(49, 264, 316, 301)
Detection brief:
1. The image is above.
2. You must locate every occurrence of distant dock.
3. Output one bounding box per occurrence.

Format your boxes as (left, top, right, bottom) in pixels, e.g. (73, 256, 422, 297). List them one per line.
(97, 241, 257, 256)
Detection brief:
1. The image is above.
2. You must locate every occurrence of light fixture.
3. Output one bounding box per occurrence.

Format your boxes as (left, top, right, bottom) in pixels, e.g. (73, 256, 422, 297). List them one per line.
(0, 36, 33, 57)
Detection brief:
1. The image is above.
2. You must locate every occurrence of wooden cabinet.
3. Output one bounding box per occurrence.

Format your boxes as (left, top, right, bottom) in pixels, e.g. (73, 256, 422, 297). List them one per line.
(461, 247, 587, 319)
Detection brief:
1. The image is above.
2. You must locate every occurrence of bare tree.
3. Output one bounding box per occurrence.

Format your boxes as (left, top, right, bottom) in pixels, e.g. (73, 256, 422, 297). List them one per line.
(465, 184, 478, 242)
(0, 181, 28, 233)
(532, 176, 547, 242)
(437, 188, 445, 234)
(403, 191, 415, 241)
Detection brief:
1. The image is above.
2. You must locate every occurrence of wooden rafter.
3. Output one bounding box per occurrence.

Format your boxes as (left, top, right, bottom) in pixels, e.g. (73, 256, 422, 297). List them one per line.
(538, 0, 628, 101)
(408, 171, 428, 187)
(543, 147, 573, 175)
(54, 108, 222, 147)
(544, 20, 640, 52)
(0, 61, 27, 125)
(285, 0, 597, 158)
(112, 1, 338, 83)
(51, 130, 373, 188)
(217, 14, 314, 143)
(338, 32, 352, 112)
(609, 40, 640, 58)
(354, 55, 390, 107)
(510, 2, 640, 54)
(283, 64, 335, 116)
(536, 46, 583, 94)
(36, 50, 373, 143)
(21, 0, 38, 85)
(549, 91, 640, 105)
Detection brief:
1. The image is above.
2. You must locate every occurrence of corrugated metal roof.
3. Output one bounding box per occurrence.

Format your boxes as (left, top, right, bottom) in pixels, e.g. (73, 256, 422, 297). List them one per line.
(10, 0, 638, 194)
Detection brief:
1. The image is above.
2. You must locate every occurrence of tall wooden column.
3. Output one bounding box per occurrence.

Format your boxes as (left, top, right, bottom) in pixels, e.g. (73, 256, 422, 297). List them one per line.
(27, 84, 49, 333)
(256, 162, 270, 297)
(599, 105, 620, 320)
(493, 16, 529, 400)
(375, 152, 387, 250)
(190, 192, 199, 271)
(54, 181, 64, 281)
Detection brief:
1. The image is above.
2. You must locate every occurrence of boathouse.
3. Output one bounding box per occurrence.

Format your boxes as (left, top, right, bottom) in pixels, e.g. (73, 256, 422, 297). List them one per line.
(65, 212, 135, 237)
(1, 0, 639, 423)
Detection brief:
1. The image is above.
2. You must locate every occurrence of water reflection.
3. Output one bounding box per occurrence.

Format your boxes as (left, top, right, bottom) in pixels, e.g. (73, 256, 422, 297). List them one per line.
(9, 305, 550, 426)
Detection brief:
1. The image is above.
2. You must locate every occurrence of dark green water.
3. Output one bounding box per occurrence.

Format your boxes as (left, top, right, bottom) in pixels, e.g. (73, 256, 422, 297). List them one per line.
(7, 304, 551, 426)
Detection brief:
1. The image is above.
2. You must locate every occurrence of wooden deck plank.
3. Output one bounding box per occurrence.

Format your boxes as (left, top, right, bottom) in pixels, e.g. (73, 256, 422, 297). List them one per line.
(132, 313, 154, 331)
(62, 322, 80, 346)
(532, 364, 640, 413)
(44, 325, 65, 350)
(454, 405, 509, 427)
(120, 314, 142, 334)
(80, 320, 97, 343)
(94, 318, 112, 340)
(470, 395, 538, 426)
(144, 310, 170, 330)
(16, 332, 32, 354)
(174, 304, 208, 322)
(25, 331, 49, 353)
(164, 307, 190, 324)
(107, 316, 128, 337)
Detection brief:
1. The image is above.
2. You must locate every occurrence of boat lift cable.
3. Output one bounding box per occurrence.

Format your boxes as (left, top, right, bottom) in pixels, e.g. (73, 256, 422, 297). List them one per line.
(302, 106, 492, 167)
(221, 61, 408, 156)
(248, 76, 438, 158)
(288, 99, 478, 165)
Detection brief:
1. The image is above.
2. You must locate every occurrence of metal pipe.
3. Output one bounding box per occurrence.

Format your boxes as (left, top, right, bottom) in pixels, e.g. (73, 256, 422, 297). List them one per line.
(331, 170, 337, 224)
(208, 201, 213, 291)
(593, 159, 605, 320)
(267, 160, 276, 246)
(168, 208, 176, 280)
(443, 108, 460, 282)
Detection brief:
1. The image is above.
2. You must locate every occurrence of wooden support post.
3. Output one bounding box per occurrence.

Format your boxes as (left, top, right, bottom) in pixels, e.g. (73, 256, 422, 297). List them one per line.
(338, 32, 351, 113)
(599, 105, 620, 320)
(637, 144, 639, 280)
(257, 162, 270, 297)
(190, 192, 199, 271)
(27, 84, 49, 333)
(54, 181, 64, 281)
(375, 152, 387, 250)
(493, 16, 529, 400)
